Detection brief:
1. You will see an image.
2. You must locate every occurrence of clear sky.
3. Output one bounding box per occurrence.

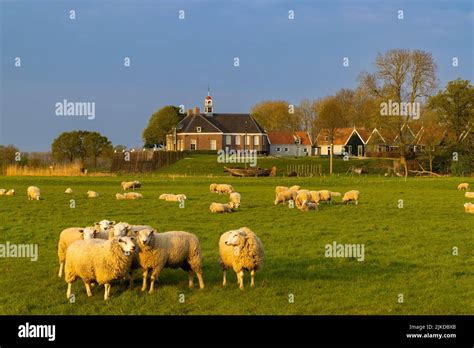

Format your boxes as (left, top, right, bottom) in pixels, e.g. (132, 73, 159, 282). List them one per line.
(1, 0, 473, 151)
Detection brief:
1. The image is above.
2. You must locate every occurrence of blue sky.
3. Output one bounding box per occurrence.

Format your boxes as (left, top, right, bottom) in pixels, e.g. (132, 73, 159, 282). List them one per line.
(1, 0, 473, 151)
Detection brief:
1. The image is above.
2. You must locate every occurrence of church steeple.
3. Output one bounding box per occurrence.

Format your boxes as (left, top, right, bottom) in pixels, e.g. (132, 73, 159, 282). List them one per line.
(204, 87, 213, 116)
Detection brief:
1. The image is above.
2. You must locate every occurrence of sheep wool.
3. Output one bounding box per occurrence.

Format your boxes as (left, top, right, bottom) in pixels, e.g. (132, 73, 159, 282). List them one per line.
(465, 192, 474, 199)
(457, 183, 470, 190)
(210, 202, 233, 213)
(27, 186, 41, 200)
(229, 192, 241, 209)
(464, 203, 474, 214)
(87, 191, 99, 198)
(342, 190, 360, 205)
(274, 189, 297, 205)
(6, 189, 15, 196)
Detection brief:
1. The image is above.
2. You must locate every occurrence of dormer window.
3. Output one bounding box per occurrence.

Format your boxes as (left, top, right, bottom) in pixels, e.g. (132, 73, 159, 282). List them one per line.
(295, 137, 301, 145)
(196, 127, 201, 133)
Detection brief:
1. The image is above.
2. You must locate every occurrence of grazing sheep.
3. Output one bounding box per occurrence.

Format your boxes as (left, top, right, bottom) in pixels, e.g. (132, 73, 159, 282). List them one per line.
(274, 189, 297, 205)
(300, 201, 319, 212)
(116, 192, 143, 200)
(209, 183, 218, 193)
(121, 181, 142, 190)
(218, 227, 264, 289)
(229, 192, 241, 209)
(342, 190, 360, 205)
(309, 190, 320, 203)
(295, 190, 312, 209)
(159, 193, 186, 202)
(65, 236, 136, 300)
(0, 189, 6, 195)
(27, 186, 41, 200)
(57, 226, 98, 278)
(289, 185, 301, 192)
(464, 203, 474, 214)
(6, 189, 15, 196)
(216, 184, 234, 194)
(275, 186, 289, 195)
(457, 183, 470, 190)
(318, 190, 341, 204)
(135, 229, 204, 293)
(210, 202, 233, 213)
(87, 190, 99, 198)
(465, 192, 474, 199)
(65, 188, 73, 194)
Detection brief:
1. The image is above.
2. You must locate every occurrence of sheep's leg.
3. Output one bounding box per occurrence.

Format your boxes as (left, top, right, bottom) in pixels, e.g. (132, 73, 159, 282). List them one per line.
(356, 200, 358, 205)
(66, 283, 72, 299)
(250, 270, 255, 287)
(58, 262, 64, 278)
(149, 269, 161, 294)
(104, 284, 110, 300)
(238, 271, 244, 290)
(196, 272, 204, 289)
(222, 270, 227, 286)
(141, 269, 148, 291)
(188, 270, 194, 288)
(84, 282, 92, 297)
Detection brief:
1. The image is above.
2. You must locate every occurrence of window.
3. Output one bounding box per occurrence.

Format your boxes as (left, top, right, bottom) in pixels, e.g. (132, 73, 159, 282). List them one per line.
(225, 135, 231, 145)
(324, 136, 329, 142)
(303, 148, 307, 153)
(190, 139, 197, 150)
(254, 136, 259, 146)
(246, 136, 250, 146)
(196, 127, 201, 133)
(284, 147, 289, 152)
(276, 147, 281, 152)
(210, 140, 217, 150)
(327, 146, 331, 155)
(235, 136, 241, 145)
(295, 137, 301, 145)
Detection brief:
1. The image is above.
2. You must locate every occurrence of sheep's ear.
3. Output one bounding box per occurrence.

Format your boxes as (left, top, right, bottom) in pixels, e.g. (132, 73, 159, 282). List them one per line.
(150, 230, 155, 235)
(110, 221, 116, 225)
(239, 229, 247, 237)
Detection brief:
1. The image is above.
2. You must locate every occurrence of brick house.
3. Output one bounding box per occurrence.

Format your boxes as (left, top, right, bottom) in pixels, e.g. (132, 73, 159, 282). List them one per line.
(166, 93, 269, 153)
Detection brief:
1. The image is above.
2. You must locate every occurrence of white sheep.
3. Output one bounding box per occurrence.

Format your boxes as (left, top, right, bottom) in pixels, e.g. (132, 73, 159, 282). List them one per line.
(87, 190, 99, 198)
(275, 186, 289, 195)
(121, 181, 142, 190)
(457, 183, 470, 190)
(218, 227, 264, 289)
(342, 190, 360, 205)
(135, 229, 204, 293)
(116, 192, 143, 200)
(229, 192, 241, 209)
(27, 186, 41, 200)
(318, 190, 341, 204)
(465, 192, 474, 199)
(65, 236, 136, 300)
(0, 189, 6, 195)
(210, 202, 233, 213)
(159, 193, 186, 202)
(6, 189, 15, 196)
(295, 190, 312, 209)
(64, 188, 73, 194)
(209, 183, 218, 193)
(216, 184, 234, 194)
(57, 226, 98, 277)
(274, 189, 297, 205)
(464, 203, 474, 214)
(289, 185, 301, 192)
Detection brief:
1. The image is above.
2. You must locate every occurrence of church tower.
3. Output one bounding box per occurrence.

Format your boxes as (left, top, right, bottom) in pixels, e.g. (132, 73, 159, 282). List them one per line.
(204, 88, 213, 116)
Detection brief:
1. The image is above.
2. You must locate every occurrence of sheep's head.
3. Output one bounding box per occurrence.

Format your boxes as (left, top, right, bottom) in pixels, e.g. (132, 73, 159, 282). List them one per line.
(81, 227, 97, 240)
(117, 236, 136, 254)
(224, 229, 247, 246)
(98, 219, 115, 232)
(137, 229, 155, 245)
(112, 222, 131, 237)
(210, 184, 217, 191)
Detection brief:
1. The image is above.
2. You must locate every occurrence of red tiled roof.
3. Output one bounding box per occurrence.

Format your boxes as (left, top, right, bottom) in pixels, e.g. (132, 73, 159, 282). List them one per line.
(267, 131, 297, 144)
(294, 131, 312, 145)
(316, 128, 356, 145)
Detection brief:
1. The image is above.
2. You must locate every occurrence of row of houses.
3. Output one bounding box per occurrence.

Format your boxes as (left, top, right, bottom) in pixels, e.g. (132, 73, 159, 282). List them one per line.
(165, 93, 464, 157)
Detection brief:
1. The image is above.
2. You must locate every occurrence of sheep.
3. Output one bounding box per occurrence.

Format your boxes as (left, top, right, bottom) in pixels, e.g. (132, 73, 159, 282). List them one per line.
(342, 190, 360, 205)
(465, 192, 474, 199)
(309, 190, 320, 203)
(210, 202, 233, 213)
(6, 189, 15, 196)
(300, 201, 319, 211)
(121, 181, 142, 190)
(27, 186, 41, 200)
(87, 190, 99, 198)
(134, 229, 204, 293)
(318, 190, 341, 204)
(275, 186, 289, 195)
(159, 193, 186, 202)
(274, 189, 297, 205)
(295, 190, 312, 209)
(65, 236, 136, 300)
(116, 192, 143, 200)
(109, 222, 132, 238)
(216, 184, 234, 194)
(229, 192, 241, 209)
(64, 188, 73, 194)
(57, 226, 98, 277)
(464, 203, 474, 214)
(218, 227, 264, 289)
(209, 183, 218, 193)
(0, 189, 6, 195)
(289, 185, 301, 192)
(457, 183, 470, 190)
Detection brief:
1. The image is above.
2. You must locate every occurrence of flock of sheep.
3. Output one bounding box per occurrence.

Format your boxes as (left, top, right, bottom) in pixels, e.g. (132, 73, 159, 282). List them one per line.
(458, 182, 474, 214)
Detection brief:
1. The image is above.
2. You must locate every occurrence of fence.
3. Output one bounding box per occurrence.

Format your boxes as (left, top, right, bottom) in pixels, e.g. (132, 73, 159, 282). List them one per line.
(110, 150, 185, 173)
(286, 164, 322, 177)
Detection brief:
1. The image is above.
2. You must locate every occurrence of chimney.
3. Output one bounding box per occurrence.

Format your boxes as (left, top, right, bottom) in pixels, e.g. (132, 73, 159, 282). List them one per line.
(187, 109, 193, 116)
(194, 107, 200, 115)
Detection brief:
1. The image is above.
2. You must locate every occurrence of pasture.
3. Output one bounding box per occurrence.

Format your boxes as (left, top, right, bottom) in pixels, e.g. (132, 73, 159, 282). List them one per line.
(0, 172, 472, 315)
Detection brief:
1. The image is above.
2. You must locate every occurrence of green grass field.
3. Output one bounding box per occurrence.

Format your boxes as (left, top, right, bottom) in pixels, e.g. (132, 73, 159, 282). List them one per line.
(0, 157, 472, 315)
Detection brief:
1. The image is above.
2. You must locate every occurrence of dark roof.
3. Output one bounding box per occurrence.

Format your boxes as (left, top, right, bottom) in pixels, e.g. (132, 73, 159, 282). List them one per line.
(177, 113, 265, 134)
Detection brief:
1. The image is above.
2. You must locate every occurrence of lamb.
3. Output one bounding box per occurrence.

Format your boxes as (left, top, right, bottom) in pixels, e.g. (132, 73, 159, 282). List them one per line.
(121, 181, 142, 190)
(57, 226, 98, 277)
(457, 183, 470, 190)
(216, 184, 234, 194)
(342, 190, 360, 205)
(274, 189, 297, 205)
(87, 190, 99, 198)
(159, 193, 186, 202)
(229, 192, 241, 209)
(64, 188, 73, 194)
(210, 202, 233, 213)
(135, 229, 204, 293)
(218, 227, 264, 289)
(65, 236, 136, 300)
(27, 186, 41, 200)
(318, 190, 341, 204)
(6, 189, 15, 196)
(116, 192, 143, 200)
(295, 190, 312, 209)
(464, 203, 474, 214)
(0, 189, 6, 195)
(465, 192, 474, 199)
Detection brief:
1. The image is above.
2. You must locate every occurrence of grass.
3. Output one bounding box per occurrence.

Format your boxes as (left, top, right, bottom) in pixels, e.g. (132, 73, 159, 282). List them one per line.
(0, 157, 472, 315)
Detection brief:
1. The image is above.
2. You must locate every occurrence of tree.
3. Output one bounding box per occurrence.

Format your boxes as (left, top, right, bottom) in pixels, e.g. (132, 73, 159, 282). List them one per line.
(0, 145, 19, 165)
(315, 96, 346, 174)
(419, 108, 445, 173)
(360, 49, 437, 178)
(51, 131, 84, 163)
(295, 99, 318, 141)
(143, 106, 182, 148)
(251, 100, 301, 131)
(84, 132, 113, 167)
